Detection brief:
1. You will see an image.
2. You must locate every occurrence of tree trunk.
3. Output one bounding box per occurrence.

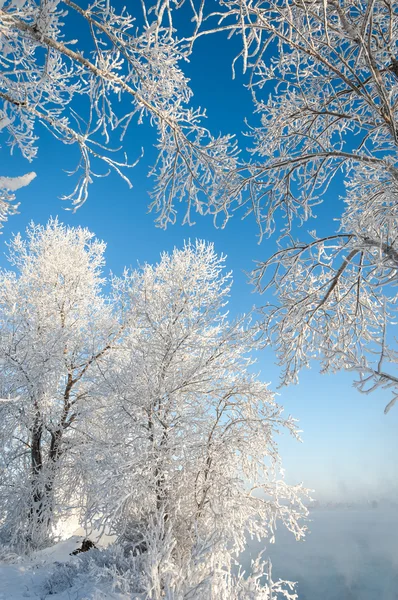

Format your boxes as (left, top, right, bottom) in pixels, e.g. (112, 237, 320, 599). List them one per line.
(28, 417, 63, 547)
(28, 413, 46, 546)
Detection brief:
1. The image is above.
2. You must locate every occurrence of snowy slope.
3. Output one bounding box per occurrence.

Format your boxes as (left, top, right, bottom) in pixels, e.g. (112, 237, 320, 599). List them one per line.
(0, 537, 80, 600)
(0, 537, 135, 600)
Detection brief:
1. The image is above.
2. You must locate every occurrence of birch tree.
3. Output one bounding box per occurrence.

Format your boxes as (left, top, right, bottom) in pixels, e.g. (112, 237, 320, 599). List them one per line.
(0, 219, 119, 548)
(85, 241, 308, 597)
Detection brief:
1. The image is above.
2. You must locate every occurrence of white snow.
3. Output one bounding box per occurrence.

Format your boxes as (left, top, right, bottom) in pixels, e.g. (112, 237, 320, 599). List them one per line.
(0, 173, 36, 192)
(0, 536, 134, 600)
(0, 537, 83, 600)
(0, 117, 11, 131)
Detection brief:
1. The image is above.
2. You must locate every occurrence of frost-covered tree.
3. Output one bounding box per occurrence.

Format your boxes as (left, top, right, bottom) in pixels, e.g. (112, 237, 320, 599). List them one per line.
(85, 241, 308, 597)
(176, 0, 398, 412)
(0, 0, 238, 226)
(241, 1, 398, 412)
(0, 219, 119, 548)
(3, 1, 397, 412)
(0, 226, 307, 594)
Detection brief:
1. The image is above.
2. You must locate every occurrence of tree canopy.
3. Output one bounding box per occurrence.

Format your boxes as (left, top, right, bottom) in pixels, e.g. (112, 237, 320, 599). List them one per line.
(0, 220, 308, 597)
(1, 1, 397, 410)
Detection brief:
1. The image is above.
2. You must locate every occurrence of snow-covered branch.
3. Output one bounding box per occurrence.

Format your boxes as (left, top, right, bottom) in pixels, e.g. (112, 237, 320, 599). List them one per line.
(174, 0, 398, 410)
(0, 0, 239, 223)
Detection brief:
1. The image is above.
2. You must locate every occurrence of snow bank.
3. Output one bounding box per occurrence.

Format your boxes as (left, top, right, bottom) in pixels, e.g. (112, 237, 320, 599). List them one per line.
(0, 536, 137, 600)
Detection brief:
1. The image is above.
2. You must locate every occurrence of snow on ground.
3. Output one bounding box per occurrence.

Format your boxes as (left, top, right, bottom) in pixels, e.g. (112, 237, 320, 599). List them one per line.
(0, 536, 135, 600)
(0, 537, 83, 600)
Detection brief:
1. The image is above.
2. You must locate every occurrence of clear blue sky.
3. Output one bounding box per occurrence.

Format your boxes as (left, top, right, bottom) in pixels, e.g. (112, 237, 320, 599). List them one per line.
(1, 14, 397, 503)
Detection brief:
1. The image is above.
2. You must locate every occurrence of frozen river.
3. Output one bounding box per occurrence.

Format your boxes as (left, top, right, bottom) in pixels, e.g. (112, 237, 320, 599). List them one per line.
(241, 508, 398, 600)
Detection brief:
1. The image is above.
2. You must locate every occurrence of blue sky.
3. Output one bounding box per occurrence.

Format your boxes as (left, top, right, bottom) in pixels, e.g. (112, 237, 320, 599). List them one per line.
(1, 14, 397, 503)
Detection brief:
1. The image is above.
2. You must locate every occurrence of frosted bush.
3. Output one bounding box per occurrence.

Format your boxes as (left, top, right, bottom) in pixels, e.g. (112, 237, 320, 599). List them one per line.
(42, 545, 145, 597)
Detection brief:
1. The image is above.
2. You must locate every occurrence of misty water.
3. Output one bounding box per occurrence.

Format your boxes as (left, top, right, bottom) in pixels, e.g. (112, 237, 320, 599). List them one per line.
(241, 508, 398, 600)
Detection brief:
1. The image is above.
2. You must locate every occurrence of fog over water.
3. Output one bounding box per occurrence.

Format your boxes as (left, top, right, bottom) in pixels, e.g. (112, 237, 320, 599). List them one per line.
(241, 508, 398, 600)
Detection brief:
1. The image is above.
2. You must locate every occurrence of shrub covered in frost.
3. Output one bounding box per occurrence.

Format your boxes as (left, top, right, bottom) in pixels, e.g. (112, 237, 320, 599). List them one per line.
(41, 541, 298, 600)
(42, 545, 146, 597)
